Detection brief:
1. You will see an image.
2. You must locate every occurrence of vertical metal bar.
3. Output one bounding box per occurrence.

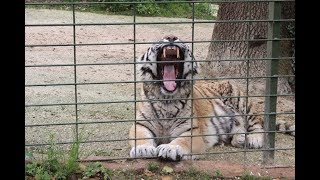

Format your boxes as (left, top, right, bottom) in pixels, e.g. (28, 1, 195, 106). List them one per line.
(263, 1, 281, 165)
(133, 2, 137, 158)
(72, 1, 79, 150)
(243, 1, 252, 169)
(190, 0, 195, 160)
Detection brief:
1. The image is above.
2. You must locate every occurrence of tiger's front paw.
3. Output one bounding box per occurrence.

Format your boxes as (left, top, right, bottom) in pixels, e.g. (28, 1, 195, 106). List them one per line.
(247, 130, 264, 148)
(156, 144, 187, 161)
(130, 145, 157, 158)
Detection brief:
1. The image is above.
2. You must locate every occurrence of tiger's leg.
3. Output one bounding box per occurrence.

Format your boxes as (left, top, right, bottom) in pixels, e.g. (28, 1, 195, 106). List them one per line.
(129, 124, 157, 158)
(246, 114, 264, 148)
(156, 129, 206, 161)
(230, 115, 247, 148)
(277, 120, 295, 136)
(207, 80, 264, 148)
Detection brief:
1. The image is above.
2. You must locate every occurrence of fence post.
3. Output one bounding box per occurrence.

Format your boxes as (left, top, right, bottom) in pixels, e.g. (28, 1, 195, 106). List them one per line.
(72, 0, 79, 159)
(263, 1, 281, 165)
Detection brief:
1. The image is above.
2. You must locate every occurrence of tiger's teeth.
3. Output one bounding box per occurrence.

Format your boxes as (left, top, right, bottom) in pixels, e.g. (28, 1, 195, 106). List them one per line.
(177, 48, 180, 59)
(163, 48, 166, 58)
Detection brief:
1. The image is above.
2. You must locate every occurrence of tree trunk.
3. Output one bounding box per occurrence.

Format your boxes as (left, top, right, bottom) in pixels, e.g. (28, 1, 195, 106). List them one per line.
(202, 1, 295, 95)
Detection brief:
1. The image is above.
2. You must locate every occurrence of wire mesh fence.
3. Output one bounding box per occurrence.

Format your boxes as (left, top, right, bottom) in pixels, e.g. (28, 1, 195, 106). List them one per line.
(25, 0, 295, 167)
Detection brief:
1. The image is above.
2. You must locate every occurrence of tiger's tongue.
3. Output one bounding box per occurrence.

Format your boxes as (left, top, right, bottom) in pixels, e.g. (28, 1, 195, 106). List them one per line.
(163, 65, 176, 91)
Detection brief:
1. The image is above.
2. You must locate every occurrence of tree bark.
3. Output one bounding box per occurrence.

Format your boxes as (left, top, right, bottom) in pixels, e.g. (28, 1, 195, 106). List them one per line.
(202, 1, 295, 95)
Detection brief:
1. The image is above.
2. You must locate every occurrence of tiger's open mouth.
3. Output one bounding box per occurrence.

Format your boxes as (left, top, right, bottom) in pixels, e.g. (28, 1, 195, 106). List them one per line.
(158, 45, 183, 92)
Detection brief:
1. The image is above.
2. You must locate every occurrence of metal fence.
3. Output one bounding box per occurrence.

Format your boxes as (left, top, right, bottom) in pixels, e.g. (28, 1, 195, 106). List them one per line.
(25, 0, 295, 166)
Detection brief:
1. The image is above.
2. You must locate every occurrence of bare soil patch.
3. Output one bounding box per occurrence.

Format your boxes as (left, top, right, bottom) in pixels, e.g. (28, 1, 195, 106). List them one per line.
(79, 159, 294, 179)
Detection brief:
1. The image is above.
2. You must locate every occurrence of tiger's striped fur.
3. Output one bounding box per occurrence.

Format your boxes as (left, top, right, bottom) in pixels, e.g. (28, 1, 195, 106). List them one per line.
(129, 35, 293, 161)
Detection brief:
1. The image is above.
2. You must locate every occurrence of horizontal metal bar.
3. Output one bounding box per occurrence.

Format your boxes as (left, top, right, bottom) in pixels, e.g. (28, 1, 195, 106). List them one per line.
(25, 129, 295, 147)
(25, 19, 295, 27)
(187, 147, 295, 156)
(25, 38, 294, 48)
(25, 75, 295, 87)
(75, 147, 295, 162)
(26, 147, 295, 162)
(25, 56, 295, 68)
(25, 111, 295, 127)
(127, 130, 295, 142)
(25, 92, 295, 108)
(25, 0, 295, 6)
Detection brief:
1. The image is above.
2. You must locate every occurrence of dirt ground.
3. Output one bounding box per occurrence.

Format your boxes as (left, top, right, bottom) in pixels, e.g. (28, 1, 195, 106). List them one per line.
(25, 8, 295, 174)
(79, 158, 295, 179)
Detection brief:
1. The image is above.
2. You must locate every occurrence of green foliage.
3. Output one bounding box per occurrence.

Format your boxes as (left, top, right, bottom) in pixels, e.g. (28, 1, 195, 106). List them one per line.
(25, 131, 82, 180)
(194, 3, 218, 20)
(65, 133, 81, 176)
(184, 166, 211, 179)
(214, 169, 223, 178)
(100, 0, 132, 13)
(26, 163, 53, 180)
(41, 134, 63, 176)
(34, 166, 52, 180)
(240, 172, 272, 180)
(25, 150, 35, 161)
(83, 162, 113, 180)
(136, 0, 160, 16)
(185, 166, 199, 177)
(147, 161, 160, 172)
(27, 0, 217, 20)
(136, 2, 216, 19)
(157, 2, 191, 18)
(25, 162, 38, 176)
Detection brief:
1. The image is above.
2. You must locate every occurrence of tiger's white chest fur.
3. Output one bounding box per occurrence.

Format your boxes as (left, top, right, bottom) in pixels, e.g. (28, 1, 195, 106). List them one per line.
(149, 100, 192, 144)
(137, 84, 194, 145)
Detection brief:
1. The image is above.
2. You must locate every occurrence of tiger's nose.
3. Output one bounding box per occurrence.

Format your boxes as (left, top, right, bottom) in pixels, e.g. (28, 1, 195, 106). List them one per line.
(164, 35, 178, 42)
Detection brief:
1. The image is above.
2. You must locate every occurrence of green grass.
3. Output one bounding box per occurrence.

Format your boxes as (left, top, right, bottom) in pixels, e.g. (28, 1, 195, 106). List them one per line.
(83, 162, 112, 180)
(25, 133, 79, 179)
(214, 169, 224, 178)
(26, 0, 218, 20)
(150, 2, 217, 20)
(182, 166, 214, 179)
(240, 172, 272, 180)
(25, 130, 85, 180)
(25, 128, 117, 180)
(147, 161, 160, 172)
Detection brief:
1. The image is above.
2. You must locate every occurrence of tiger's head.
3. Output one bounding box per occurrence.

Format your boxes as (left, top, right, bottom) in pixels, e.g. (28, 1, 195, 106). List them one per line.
(138, 35, 198, 96)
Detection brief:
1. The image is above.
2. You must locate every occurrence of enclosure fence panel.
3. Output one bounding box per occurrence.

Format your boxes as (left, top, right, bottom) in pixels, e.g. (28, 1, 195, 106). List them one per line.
(25, 0, 295, 166)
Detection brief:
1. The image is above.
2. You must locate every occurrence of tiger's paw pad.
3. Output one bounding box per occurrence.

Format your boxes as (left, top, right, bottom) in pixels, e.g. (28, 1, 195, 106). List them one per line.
(247, 131, 264, 148)
(130, 145, 157, 158)
(156, 144, 185, 161)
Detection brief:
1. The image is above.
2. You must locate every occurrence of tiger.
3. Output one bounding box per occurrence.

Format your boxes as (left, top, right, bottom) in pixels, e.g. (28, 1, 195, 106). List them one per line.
(129, 35, 294, 161)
